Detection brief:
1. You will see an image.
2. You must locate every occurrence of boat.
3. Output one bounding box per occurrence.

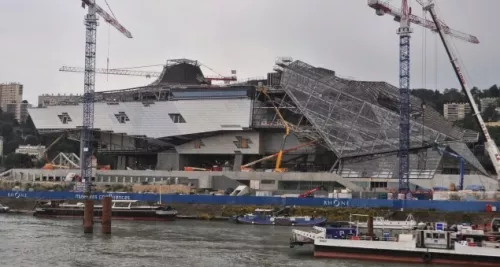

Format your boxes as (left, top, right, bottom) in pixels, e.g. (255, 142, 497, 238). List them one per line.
(231, 206, 327, 226)
(0, 203, 9, 213)
(290, 220, 500, 266)
(32, 199, 178, 221)
(349, 213, 418, 230)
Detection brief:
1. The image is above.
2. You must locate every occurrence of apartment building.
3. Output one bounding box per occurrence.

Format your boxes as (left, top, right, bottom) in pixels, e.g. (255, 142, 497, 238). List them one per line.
(443, 102, 471, 122)
(0, 83, 23, 122)
(480, 97, 500, 112)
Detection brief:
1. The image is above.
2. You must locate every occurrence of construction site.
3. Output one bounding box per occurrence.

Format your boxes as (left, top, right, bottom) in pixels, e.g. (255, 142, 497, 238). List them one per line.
(3, 0, 499, 198)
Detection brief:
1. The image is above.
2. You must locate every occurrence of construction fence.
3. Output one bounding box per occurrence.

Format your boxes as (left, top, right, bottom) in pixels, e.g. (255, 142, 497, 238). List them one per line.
(0, 191, 498, 213)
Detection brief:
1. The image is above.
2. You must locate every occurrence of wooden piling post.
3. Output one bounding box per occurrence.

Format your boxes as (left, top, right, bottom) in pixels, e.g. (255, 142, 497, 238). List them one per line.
(101, 197, 112, 234)
(83, 199, 94, 234)
(367, 215, 374, 238)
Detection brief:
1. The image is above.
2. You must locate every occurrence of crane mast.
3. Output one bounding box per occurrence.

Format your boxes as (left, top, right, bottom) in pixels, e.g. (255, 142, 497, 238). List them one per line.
(423, 1, 500, 187)
(79, 0, 132, 197)
(81, 1, 98, 197)
(397, 0, 413, 195)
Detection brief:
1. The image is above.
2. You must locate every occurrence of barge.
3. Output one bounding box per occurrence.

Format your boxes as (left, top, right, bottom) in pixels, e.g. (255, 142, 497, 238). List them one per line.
(231, 207, 326, 226)
(290, 221, 500, 266)
(33, 199, 178, 221)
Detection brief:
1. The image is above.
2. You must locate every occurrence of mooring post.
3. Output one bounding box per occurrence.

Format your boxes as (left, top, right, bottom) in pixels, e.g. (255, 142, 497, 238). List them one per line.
(83, 199, 94, 234)
(367, 215, 374, 238)
(101, 196, 112, 234)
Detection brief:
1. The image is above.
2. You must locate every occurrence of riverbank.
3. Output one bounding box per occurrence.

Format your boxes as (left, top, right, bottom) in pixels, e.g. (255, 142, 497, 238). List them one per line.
(1, 197, 497, 224)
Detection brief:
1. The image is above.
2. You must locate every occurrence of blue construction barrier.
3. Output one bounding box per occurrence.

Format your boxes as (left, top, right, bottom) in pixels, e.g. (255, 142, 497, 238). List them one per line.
(0, 191, 497, 212)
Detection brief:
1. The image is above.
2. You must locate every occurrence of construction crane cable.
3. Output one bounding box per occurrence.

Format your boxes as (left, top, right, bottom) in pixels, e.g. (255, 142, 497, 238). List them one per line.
(103, 0, 117, 19)
(107, 23, 111, 81)
(112, 64, 164, 70)
(435, 0, 475, 96)
(435, 28, 438, 90)
(422, 6, 427, 89)
(199, 62, 224, 77)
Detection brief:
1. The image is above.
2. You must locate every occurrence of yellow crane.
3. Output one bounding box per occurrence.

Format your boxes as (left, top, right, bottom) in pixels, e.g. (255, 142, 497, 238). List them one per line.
(258, 87, 293, 172)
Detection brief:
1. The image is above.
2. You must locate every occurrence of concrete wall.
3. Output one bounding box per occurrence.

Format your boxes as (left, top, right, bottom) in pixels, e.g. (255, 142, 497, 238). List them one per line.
(11, 168, 495, 192)
(156, 151, 185, 171)
(175, 131, 260, 155)
(6, 168, 362, 191)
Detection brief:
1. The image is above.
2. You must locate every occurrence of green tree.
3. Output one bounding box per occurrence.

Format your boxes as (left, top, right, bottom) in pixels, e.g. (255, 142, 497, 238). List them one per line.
(482, 105, 499, 122)
(3, 153, 34, 169)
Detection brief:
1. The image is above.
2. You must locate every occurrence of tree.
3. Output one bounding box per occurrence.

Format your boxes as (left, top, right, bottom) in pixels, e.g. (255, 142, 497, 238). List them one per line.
(482, 105, 499, 122)
(3, 153, 34, 169)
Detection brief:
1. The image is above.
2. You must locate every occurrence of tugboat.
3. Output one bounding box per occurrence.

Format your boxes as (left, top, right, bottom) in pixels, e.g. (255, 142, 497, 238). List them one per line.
(231, 206, 327, 226)
(33, 199, 178, 221)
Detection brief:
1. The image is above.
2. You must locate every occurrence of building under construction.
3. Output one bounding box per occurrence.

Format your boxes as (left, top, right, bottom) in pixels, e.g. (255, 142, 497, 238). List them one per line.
(27, 58, 498, 192)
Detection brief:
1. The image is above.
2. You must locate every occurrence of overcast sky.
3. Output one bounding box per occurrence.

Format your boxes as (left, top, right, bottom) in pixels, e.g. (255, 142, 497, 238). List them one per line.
(1, 0, 498, 105)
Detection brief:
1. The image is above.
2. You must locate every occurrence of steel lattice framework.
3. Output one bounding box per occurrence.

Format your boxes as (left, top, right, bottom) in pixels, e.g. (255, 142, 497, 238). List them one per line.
(81, 7, 98, 196)
(278, 60, 489, 179)
(281, 60, 459, 157)
(397, 0, 413, 194)
(78, 0, 132, 197)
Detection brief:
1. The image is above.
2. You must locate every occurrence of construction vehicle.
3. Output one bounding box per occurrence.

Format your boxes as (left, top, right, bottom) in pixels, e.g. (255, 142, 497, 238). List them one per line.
(298, 185, 328, 198)
(240, 141, 316, 172)
(40, 132, 68, 162)
(258, 87, 291, 172)
(420, 0, 500, 189)
(243, 87, 317, 172)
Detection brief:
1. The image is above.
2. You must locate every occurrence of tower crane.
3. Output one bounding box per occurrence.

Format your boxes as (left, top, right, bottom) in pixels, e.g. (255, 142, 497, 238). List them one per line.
(59, 66, 238, 84)
(79, 0, 132, 197)
(367, 0, 479, 195)
(396, 0, 412, 196)
(419, 0, 500, 189)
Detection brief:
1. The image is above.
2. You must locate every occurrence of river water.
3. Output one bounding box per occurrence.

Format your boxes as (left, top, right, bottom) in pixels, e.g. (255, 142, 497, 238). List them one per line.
(0, 214, 440, 267)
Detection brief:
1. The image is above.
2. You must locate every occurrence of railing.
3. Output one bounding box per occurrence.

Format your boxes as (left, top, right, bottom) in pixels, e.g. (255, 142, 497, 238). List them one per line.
(348, 236, 398, 242)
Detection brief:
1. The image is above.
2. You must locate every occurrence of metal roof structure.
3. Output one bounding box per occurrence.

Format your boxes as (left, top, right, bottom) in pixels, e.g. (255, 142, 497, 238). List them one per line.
(280, 60, 477, 157)
(28, 99, 252, 138)
(278, 59, 488, 177)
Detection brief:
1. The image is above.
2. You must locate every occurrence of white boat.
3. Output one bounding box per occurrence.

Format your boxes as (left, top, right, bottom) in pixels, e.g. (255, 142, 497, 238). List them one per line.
(348, 213, 418, 230)
(0, 203, 9, 213)
(290, 223, 500, 266)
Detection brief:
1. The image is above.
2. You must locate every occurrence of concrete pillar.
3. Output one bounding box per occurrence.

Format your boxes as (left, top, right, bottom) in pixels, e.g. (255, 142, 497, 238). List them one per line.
(156, 151, 180, 170)
(233, 151, 243, 171)
(116, 156, 126, 170)
(367, 216, 374, 238)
